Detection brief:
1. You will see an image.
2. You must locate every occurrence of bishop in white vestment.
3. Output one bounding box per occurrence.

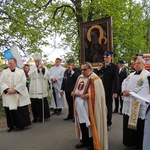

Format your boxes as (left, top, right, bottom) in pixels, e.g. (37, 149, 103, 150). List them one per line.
(29, 52, 50, 123)
(48, 58, 66, 115)
(122, 57, 150, 149)
(0, 58, 31, 132)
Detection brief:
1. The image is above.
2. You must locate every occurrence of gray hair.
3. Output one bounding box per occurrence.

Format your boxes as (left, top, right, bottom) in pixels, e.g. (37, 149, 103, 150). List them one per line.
(136, 56, 145, 64)
(81, 62, 92, 68)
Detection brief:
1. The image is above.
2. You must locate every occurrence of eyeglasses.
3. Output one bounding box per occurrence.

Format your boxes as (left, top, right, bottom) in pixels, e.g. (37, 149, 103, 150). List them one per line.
(134, 62, 142, 65)
(98, 64, 102, 66)
(81, 68, 89, 71)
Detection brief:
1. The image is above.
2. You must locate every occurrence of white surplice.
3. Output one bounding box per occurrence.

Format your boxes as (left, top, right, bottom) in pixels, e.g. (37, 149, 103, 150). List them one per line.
(75, 97, 91, 127)
(0, 68, 31, 110)
(122, 69, 150, 119)
(75, 73, 108, 150)
(48, 65, 66, 109)
(28, 65, 48, 99)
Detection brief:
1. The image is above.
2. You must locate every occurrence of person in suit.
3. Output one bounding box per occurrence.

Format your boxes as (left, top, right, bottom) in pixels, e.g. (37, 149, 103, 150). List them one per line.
(61, 59, 81, 120)
(99, 51, 119, 131)
(114, 60, 127, 114)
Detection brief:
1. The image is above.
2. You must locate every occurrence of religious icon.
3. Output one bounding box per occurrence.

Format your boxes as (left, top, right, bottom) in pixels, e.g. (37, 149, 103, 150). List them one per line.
(80, 17, 113, 67)
(78, 81, 85, 91)
(73, 77, 91, 96)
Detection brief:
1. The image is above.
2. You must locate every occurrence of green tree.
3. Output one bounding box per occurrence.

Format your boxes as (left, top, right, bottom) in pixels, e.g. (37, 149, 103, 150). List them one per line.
(44, 0, 148, 64)
(0, 0, 149, 66)
(142, 0, 150, 53)
(0, 0, 53, 55)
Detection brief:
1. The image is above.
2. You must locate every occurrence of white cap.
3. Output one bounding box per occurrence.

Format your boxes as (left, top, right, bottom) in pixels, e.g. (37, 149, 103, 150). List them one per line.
(32, 52, 42, 61)
(136, 56, 145, 64)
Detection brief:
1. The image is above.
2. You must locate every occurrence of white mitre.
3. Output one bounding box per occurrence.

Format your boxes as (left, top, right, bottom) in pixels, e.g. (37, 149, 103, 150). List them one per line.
(32, 52, 42, 61)
(137, 56, 145, 64)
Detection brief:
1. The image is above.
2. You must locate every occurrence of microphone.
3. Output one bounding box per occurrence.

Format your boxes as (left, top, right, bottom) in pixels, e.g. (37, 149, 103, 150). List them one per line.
(147, 76, 150, 88)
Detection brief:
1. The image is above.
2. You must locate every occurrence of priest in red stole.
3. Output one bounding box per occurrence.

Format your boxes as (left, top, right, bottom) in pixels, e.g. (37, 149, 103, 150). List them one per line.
(72, 62, 108, 150)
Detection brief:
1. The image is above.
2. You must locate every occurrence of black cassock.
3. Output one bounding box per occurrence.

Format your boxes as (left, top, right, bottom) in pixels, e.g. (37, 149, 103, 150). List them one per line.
(31, 97, 50, 121)
(61, 68, 81, 119)
(4, 105, 31, 129)
(123, 70, 145, 149)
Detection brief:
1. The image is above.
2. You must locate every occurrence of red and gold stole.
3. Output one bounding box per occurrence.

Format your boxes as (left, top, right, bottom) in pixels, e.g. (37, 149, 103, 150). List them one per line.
(88, 77, 102, 150)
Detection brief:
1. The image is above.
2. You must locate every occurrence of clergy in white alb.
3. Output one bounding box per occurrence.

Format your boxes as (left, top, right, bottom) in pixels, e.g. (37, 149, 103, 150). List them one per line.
(29, 52, 50, 123)
(143, 89, 150, 150)
(48, 58, 66, 115)
(122, 56, 150, 149)
(0, 58, 31, 132)
(72, 62, 108, 150)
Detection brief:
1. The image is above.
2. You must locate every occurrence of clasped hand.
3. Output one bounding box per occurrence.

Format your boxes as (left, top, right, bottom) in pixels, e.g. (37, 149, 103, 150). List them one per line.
(7, 88, 15, 94)
(80, 94, 88, 99)
(51, 78, 57, 83)
(60, 91, 64, 96)
(71, 92, 88, 99)
(123, 90, 130, 96)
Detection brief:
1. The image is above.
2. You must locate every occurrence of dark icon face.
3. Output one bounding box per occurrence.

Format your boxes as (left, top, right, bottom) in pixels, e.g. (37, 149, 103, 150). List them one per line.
(78, 81, 85, 91)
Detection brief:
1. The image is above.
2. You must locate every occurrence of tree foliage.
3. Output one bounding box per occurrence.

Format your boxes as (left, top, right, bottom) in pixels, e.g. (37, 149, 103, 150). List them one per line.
(0, 0, 53, 56)
(44, 0, 150, 64)
(0, 0, 150, 65)
(142, 0, 150, 53)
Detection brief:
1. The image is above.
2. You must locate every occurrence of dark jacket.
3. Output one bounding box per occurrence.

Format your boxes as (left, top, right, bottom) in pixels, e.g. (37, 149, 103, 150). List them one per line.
(61, 68, 81, 92)
(118, 68, 127, 94)
(98, 62, 119, 96)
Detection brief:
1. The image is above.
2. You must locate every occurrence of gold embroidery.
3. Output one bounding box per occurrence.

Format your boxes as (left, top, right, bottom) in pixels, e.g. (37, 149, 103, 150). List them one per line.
(136, 78, 144, 88)
(128, 98, 140, 130)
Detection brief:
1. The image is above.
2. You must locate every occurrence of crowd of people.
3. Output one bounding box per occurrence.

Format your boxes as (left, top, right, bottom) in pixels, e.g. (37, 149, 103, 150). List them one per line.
(0, 51, 150, 150)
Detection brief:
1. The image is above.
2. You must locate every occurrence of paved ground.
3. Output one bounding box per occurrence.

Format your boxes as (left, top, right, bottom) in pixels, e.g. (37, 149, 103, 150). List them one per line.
(0, 109, 136, 150)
